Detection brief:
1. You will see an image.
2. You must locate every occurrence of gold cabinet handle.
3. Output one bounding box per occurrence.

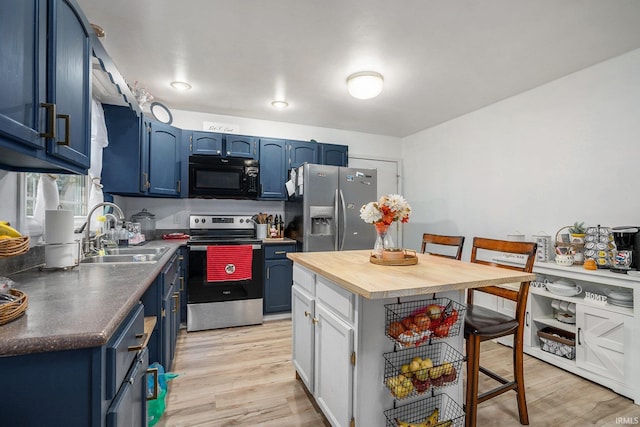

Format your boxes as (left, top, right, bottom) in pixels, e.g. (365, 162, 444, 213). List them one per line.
(304, 311, 311, 317)
(128, 332, 148, 352)
(56, 114, 70, 145)
(172, 292, 179, 313)
(147, 367, 159, 401)
(274, 251, 286, 255)
(142, 172, 150, 190)
(40, 103, 56, 138)
(176, 180, 181, 193)
(312, 318, 319, 324)
(179, 276, 184, 291)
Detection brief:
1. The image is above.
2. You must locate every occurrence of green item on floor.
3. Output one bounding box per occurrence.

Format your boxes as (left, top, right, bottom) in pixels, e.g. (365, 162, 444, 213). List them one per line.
(147, 362, 179, 426)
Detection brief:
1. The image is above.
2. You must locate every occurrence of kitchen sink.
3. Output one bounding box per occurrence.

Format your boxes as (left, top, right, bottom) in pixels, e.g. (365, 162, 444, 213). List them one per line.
(104, 246, 169, 256)
(80, 246, 169, 264)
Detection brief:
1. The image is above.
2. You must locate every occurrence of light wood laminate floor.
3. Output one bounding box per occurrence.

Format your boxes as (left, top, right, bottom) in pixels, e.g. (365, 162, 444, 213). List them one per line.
(158, 319, 640, 427)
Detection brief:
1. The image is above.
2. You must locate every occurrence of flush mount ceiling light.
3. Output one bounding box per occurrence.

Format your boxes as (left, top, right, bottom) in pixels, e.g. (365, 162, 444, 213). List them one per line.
(170, 81, 192, 91)
(271, 100, 289, 109)
(346, 71, 384, 100)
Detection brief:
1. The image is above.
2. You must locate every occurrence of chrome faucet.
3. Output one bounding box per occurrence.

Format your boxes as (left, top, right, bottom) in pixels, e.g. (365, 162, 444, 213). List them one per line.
(83, 202, 125, 255)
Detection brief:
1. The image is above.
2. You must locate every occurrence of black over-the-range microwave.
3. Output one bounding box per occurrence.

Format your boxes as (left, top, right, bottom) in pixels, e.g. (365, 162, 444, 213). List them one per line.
(188, 155, 260, 199)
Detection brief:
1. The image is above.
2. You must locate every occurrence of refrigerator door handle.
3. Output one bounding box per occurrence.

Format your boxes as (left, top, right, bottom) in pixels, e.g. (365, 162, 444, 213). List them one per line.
(334, 188, 339, 250)
(339, 188, 347, 250)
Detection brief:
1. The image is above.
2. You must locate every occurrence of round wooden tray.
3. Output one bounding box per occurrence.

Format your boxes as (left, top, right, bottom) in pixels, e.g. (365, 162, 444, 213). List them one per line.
(370, 250, 418, 266)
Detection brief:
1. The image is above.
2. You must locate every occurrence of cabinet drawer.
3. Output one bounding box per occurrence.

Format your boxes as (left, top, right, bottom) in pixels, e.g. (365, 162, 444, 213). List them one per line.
(265, 244, 296, 260)
(316, 276, 354, 323)
(162, 253, 180, 296)
(106, 303, 145, 401)
(106, 348, 149, 427)
(293, 264, 315, 295)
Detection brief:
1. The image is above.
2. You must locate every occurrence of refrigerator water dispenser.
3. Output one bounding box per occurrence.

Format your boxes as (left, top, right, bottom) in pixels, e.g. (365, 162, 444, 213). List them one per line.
(309, 206, 334, 236)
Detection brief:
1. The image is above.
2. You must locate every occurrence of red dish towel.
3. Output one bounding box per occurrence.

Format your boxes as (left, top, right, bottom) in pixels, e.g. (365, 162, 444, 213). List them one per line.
(207, 245, 253, 282)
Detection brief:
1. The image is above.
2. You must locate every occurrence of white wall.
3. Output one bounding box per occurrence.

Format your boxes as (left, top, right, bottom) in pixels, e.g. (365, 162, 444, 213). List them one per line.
(401, 49, 640, 259)
(0, 171, 18, 227)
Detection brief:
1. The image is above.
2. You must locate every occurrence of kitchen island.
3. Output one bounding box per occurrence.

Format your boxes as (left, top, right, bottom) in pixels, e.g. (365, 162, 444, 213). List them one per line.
(287, 250, 535, 427)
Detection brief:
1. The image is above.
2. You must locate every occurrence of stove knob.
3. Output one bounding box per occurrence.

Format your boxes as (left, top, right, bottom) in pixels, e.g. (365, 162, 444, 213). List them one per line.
(201, 218, 206, 224)
(240, 218, 244, 223)
(194, 218, 199, 224)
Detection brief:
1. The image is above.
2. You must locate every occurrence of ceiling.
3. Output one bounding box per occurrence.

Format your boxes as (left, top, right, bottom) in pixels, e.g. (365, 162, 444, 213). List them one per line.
(77, 0, 640, 138)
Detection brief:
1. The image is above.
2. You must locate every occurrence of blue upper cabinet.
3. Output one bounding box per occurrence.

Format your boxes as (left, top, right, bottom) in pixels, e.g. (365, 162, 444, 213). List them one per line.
(148, 121, 182, 197)
(189, 131, 258, 159)
(259, 138, 287, 200)
(102, 105, 182, 198)
(319, 143, 348, 167)
(0, 0, 91, 173)
(45, 0, 92, 169)
(287, 140, 319, 170)
(225, 134, 258, 159)
(190, 131, 223, 155)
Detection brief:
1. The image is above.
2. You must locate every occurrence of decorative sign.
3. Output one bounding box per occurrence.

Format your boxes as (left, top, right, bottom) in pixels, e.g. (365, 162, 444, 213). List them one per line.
(584, 291, 607, 304)
(202, 121, 239, 133)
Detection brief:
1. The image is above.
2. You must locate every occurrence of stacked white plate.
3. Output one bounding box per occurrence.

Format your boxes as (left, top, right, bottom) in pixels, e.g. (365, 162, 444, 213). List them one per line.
(605, 288, 633, 308)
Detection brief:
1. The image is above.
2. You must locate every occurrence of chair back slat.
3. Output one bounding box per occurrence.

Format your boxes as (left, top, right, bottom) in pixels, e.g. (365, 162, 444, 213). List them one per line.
(421, 233, 465, 260)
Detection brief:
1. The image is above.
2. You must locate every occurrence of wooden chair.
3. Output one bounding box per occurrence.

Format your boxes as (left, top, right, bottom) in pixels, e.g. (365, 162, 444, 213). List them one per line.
(420, 233, 465, 260)
(464, 237, 537, 427)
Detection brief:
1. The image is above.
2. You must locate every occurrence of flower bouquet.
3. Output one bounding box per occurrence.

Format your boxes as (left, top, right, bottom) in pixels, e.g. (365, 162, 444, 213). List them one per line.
(360, 194, 411, 259)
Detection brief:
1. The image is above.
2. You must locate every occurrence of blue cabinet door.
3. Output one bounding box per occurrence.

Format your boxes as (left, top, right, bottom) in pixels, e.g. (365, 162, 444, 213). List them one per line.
(45, 0, 91, 169)
(287, 140, 319, 170)
(0, 0, 46, 151)
(148, 121, 181, 197)
(102, 105, 147, 195)
(319, 143, 348, 166)
(0, 0, 90, 173)
(225, 134, 258, 159)
(191, 131, 223, 155)
(259, 138, 287, 200)
(264, 259, 294, 313)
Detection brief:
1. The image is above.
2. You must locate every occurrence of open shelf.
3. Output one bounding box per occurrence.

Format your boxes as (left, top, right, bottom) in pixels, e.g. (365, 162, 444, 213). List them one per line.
(533, 316, 576, 333)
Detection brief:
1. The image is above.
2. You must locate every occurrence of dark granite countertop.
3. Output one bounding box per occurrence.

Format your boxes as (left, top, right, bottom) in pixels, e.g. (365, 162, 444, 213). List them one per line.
(0, 240, 185, 356)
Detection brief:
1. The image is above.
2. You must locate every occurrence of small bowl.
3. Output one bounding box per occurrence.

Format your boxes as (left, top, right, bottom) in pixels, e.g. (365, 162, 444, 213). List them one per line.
(555, 254, 575, 266)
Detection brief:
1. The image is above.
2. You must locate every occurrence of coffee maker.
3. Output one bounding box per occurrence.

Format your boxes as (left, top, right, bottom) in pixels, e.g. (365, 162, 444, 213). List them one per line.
(611, 226, 640, 273)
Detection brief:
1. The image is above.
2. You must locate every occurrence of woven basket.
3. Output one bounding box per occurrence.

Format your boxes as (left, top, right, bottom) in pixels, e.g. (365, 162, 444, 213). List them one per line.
(554, 226, 583, 264)
(0, 236, 30, 258)
(0, 289, 28, 326)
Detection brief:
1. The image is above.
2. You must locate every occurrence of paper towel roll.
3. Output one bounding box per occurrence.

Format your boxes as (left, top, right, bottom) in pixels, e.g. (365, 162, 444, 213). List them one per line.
(45, 209, 75, 244)
(45, 243, 78, 269)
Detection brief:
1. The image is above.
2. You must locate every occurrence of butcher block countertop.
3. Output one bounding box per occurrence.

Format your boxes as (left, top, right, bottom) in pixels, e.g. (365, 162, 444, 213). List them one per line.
(287, 250, 536, 299)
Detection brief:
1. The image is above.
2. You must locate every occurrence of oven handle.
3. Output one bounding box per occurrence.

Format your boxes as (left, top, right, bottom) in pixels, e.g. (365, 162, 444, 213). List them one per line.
(189, 244, 262, 251)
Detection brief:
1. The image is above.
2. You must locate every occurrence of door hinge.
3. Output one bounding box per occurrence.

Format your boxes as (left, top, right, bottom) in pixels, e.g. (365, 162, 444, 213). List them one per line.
(350, 351, 356, 365)
(350, 417, 355, 427)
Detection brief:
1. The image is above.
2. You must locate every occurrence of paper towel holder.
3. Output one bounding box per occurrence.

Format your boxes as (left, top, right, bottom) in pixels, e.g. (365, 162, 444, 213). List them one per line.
(40, 240, 81, 271)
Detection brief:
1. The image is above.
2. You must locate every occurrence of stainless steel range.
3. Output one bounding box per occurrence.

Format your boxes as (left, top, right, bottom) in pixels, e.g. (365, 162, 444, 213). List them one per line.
(186, 214, 263, 332)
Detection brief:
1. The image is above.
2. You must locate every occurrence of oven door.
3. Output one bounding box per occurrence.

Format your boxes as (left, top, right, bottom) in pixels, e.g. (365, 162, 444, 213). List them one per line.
(187, 244, 263, 303)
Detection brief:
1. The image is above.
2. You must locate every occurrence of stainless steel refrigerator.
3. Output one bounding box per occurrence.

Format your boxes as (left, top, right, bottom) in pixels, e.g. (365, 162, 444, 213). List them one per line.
(285, 163, 377, 252)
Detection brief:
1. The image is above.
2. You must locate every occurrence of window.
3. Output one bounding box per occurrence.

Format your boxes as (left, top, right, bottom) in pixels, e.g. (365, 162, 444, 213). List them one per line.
(25, 173, 89, 217)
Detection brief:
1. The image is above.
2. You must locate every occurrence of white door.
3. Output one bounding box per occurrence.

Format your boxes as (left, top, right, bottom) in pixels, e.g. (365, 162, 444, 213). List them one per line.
(349, 157, 402, 246)
(292, 286, 315, 392)
(576, 305, 629, 383)
(314, 303, 354, 427)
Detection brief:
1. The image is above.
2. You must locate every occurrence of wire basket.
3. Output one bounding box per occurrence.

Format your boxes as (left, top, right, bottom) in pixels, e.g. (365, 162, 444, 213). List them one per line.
(0, 289, 28, 325)
(385, 298, 465, 348)
(0, 236, 30, 258)
(383, 342, 463, 400)
(554, 226, 583, 265)
(383, 393, 464, 427)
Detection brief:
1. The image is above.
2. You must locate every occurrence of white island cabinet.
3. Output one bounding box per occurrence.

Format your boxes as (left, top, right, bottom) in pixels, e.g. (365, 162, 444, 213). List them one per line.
(288, 250, 535, 427)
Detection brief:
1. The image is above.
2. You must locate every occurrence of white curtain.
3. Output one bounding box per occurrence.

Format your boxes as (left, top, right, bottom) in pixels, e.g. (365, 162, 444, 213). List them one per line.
(88, 99, 109, 231)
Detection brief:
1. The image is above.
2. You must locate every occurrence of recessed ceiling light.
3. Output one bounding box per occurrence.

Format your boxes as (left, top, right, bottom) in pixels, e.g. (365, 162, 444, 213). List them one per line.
(271, 100, 289, 109)
(346, 71, 384, 100)
(170, 81, 192, 91)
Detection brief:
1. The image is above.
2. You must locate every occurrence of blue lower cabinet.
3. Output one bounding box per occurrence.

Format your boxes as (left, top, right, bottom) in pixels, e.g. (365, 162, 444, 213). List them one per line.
(264, 243, 296, 314)
(0, 303, 148, 427)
